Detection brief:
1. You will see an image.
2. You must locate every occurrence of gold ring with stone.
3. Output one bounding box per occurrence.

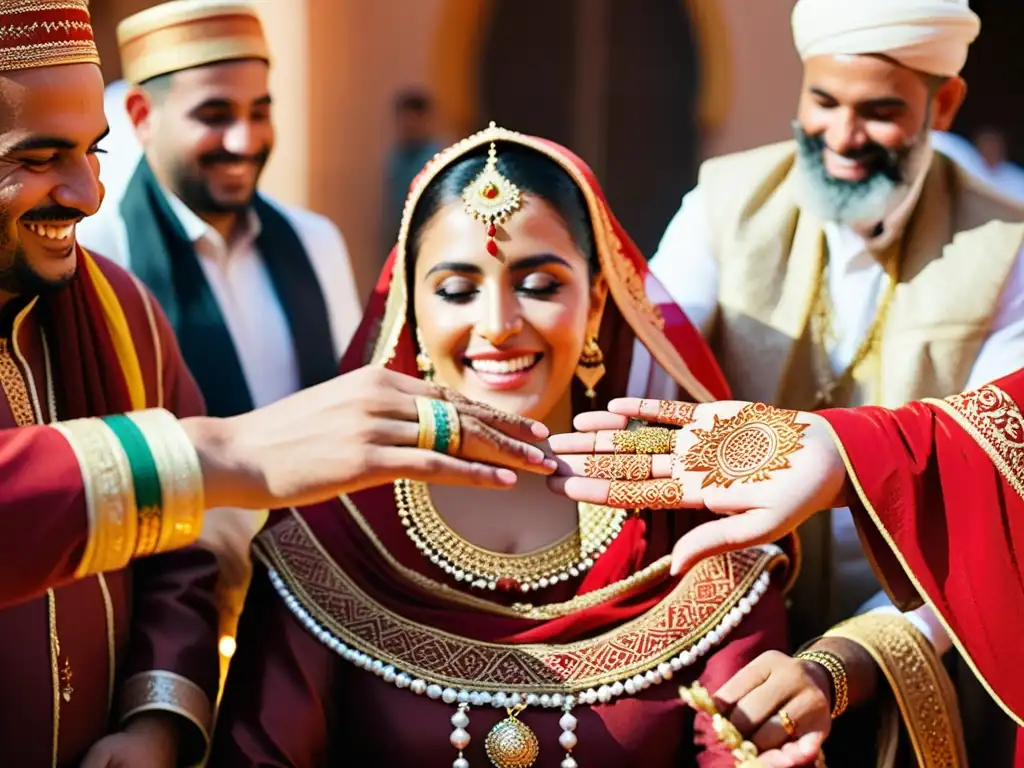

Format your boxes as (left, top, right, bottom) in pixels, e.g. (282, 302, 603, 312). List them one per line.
(634, 426, 673, 454)
(414, 397, 438, 451)
(778, 709, 796, 737)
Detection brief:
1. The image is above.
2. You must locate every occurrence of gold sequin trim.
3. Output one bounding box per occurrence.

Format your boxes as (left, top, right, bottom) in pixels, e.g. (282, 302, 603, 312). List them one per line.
(825, 612, 967, 768)
(0, 338, 35, 427)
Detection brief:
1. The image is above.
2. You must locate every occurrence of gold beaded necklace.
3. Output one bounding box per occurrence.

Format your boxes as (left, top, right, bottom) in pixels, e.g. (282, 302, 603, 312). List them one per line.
(395, 479, 628, 594)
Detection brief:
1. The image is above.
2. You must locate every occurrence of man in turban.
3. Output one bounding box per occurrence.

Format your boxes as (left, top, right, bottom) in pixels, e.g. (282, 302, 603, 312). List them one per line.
(649, 0, 1023, 764)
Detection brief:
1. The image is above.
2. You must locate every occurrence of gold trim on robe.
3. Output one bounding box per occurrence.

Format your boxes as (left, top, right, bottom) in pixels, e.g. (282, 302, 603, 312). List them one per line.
(823, 420, 1024, 729)
(825, 612, 967, 768)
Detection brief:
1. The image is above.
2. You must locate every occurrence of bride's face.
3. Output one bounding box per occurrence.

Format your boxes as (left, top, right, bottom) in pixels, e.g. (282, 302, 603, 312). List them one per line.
(412, 193, 605, 421)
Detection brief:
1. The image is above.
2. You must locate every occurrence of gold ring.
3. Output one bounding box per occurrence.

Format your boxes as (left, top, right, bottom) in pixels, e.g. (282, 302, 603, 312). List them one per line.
(634, 426, 673, 454)
(778, 709, 796, 737)
(440, 401, 462, 455)
(414, 397, 437, 450)
(611, 430, 636, 453)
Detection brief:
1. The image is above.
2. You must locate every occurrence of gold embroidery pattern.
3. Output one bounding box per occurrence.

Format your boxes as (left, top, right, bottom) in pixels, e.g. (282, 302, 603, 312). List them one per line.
(941, 385, 1024, 499)
(684, 403, 808, 488)
(825, 613, 967, 768)
(119, 671, 213, 747)
(260, 517, 784, 692)
(598, 205, 665, 331)
(0, 338, 35, 427)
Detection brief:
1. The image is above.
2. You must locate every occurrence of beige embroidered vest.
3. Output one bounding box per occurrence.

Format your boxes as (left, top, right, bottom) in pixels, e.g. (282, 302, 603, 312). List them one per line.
(698, 141, 1024, 637)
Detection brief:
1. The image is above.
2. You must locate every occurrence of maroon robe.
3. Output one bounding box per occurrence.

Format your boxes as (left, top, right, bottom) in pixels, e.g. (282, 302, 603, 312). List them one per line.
(0, 252, 218, 766)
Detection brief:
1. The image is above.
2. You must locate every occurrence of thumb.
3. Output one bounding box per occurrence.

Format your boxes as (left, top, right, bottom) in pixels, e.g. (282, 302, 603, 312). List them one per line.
(670, 509, 784, 575)
(79, 746, 111, 768)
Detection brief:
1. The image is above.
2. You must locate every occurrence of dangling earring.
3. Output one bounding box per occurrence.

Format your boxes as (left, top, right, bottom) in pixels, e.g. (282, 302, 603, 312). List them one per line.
(415, 328, 435, 380)
(576, 336, 605, 400)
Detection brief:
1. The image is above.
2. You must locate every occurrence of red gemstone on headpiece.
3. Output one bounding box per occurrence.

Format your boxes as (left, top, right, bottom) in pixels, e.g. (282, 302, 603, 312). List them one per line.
(487, 224, 497, 237)
(496, 577, 520, 592)
(486, 239, 499, 256)
(483, 183, 499, 200)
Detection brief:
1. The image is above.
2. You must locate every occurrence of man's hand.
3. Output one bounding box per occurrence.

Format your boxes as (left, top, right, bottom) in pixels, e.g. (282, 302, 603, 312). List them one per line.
(183, 366, 557, 511)
(80, 713, 179, 768)
(546, 398, 848, 574)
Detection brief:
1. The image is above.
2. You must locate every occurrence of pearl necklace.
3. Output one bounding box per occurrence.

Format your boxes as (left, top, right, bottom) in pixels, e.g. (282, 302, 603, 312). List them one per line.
(395, 479, 629, 594)
(268, 566, 771, 767)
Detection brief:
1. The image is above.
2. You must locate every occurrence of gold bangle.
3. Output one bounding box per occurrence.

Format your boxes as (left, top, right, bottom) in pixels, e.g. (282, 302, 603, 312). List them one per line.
(414, 397, 437, 451)
(797, 649, 849, 718)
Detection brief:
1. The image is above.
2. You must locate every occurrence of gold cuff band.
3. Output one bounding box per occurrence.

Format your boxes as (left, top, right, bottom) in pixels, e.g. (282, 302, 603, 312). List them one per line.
(797, 649, 849, 718)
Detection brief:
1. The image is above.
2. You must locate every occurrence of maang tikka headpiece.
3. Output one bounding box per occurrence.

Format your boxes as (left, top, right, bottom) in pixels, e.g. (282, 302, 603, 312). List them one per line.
(462, 133, 522, 259)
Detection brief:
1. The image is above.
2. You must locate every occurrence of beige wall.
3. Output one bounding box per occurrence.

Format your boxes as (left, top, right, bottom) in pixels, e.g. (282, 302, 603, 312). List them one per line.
(90, 0, 802, 298)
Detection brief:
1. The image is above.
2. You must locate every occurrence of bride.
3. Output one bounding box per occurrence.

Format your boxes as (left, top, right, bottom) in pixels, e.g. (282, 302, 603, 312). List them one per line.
(209, 123, 796, 767)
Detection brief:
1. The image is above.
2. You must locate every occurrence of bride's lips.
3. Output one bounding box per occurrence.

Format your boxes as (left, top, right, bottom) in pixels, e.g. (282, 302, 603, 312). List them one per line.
(463, 352, 544, 391)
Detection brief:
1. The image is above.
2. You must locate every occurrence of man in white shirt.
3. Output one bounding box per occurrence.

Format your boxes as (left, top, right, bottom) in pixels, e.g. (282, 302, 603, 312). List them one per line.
(648, 0, 1024, 763)
(78, 0, 362, 664)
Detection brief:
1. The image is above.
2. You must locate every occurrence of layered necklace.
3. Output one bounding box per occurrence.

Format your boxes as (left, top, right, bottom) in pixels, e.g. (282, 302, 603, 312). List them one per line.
(395, 479, 629, 594)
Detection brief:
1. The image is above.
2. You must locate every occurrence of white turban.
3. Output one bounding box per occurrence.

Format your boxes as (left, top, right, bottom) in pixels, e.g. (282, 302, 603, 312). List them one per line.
(792, 0, 981, 77)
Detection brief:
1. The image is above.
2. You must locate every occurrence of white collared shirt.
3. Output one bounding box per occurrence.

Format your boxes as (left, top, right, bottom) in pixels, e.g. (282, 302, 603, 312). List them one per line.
(649, 172, 1024, 655)
(78, 181, 361, 409)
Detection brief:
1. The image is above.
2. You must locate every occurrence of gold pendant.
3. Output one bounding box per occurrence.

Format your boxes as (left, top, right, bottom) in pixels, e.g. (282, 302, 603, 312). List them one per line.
(485, 705, 539, 768)
(60, 658, 73, 703)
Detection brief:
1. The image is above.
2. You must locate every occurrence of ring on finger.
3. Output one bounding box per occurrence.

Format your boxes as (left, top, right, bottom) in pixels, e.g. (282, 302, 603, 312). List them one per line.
(415, 398, 462, 456)
(778, 709, 797, 738)
(414, 397, 437, 450)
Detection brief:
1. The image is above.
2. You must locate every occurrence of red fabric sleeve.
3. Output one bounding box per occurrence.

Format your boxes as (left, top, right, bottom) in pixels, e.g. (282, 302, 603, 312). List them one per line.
(0, 425, 89, 606)
(821, 372, 1024, 726)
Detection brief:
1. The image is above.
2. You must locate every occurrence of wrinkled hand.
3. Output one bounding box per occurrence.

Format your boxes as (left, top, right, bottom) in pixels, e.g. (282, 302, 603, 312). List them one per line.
(184, 366, 556, 511)
(80, 714, 178, 768)
(546, 398, 847, 574)
(712, 651, 831, 767)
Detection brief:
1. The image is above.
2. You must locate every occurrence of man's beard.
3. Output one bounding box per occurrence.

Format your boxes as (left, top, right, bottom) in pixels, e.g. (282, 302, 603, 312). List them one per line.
(792, 121, 931, 228)
(171, 147, 269, 215)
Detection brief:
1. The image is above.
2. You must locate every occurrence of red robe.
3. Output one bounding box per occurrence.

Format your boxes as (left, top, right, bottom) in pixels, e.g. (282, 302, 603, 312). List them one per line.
(821, 368, 1024, 761)
(0, 252, 218, 766)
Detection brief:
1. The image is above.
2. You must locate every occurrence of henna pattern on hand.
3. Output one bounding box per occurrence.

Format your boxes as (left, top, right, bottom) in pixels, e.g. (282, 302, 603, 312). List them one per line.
(682, 403, 808, 488)
(584, 454, 653, 481)
(607, 479, 684, 509)
(657, 400, 697, 427)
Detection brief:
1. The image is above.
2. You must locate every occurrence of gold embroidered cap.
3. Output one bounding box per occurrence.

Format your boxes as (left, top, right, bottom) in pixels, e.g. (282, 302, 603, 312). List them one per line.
(117, 0, 269, 85)
(0, 1, 100, 73)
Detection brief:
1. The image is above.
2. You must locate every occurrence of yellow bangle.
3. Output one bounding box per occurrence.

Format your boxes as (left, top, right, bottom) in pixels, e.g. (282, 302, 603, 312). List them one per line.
(414, 396, 437, 451)
(797, 649, 849, 718)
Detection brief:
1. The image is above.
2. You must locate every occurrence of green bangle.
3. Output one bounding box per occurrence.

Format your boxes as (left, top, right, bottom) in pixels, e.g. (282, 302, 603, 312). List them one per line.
(102, 414, 163, 555)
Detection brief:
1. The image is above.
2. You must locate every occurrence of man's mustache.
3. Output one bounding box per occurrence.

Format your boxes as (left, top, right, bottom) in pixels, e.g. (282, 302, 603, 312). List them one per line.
(794, 123, 913, 183)
(198, 148, 270, 168)
(21, 205, 87, 222)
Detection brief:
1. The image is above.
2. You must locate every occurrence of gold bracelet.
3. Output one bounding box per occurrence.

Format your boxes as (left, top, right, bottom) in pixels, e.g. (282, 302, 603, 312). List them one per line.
(414, 397, 437, 451)
(797, 649, 849, 718)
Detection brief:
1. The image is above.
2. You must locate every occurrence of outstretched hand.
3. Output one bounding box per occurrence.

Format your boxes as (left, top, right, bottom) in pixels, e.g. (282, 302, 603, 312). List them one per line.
(547, 397, 848, 575)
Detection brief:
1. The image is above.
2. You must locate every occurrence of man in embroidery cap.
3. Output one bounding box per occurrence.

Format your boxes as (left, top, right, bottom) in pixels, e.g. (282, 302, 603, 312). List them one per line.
(77, 0, 363, 669)
(648, 0, 1024, 764)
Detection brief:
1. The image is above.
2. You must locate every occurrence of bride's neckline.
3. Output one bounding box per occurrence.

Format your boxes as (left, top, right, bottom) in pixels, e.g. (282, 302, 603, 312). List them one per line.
(395, 479, 629, 594)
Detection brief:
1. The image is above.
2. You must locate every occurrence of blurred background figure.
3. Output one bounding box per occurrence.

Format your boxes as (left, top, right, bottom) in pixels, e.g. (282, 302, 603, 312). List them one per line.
(973, 126, 1024, 201)
(98, 78, 143, 204)
(382, 89, 442, 256)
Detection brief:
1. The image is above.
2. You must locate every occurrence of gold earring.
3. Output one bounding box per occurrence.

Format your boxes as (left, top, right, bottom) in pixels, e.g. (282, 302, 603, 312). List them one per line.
(576, 336, 605, 399)
(415, 328, 435, 380)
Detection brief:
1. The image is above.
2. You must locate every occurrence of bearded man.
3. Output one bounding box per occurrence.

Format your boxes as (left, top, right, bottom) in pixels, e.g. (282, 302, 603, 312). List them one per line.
(649, 0, 1024, 764)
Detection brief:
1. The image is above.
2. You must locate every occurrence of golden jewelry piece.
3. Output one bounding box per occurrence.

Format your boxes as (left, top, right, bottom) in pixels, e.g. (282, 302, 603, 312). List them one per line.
(680, 683, 762, 766)
(797, 649, 849, 719)
(778, 708, 796, 737)
(395, 479, 628, 592)
(575, 336, 606, 399)
(485, 704, 540, 768)
(607, 479, 684, 509)
(612, 426, 673, 454)
(684, 403, 808, 488)
(440, 401, 462, 456)
(414, 396, 438, 451)
(462, 134, 522, 259)
(583, 454, 653, 481)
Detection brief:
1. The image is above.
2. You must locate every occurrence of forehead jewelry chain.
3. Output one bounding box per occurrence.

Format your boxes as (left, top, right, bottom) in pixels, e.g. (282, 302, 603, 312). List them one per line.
(462, 133, 522, 259)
